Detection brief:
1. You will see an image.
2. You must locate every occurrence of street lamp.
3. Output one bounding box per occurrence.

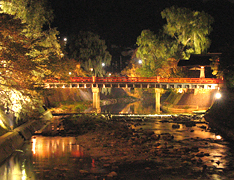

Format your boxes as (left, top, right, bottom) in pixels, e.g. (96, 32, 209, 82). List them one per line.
(215, 92, 221, 99)
(102, 63, 105, 67)
(64, 37, 67, 46)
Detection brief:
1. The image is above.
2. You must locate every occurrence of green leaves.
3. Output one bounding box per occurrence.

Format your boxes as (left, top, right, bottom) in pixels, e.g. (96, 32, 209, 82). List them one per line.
(136, 30, 177, 77)
(161, 6, 214, 57)
(68, 31, 112, 77)
(134, 6, 214, 78)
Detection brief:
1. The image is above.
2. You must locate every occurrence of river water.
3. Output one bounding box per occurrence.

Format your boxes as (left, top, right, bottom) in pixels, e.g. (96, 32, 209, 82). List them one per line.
(1, 102, 234, 179)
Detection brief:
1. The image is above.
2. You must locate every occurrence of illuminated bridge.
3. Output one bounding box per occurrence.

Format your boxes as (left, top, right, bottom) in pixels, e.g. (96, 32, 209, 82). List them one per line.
(44, 77, 223, 113)
(44, 77, 223, 89)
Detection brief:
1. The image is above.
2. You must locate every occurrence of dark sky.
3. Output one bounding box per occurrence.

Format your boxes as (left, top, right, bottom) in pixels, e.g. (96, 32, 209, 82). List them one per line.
(50, 0, 234, 51)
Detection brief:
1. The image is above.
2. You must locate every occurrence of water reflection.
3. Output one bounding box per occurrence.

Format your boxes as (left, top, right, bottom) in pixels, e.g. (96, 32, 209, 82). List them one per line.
(0, 136, 90, 180)
(102, 101, 156, 114)
(1, 114, 234, 179)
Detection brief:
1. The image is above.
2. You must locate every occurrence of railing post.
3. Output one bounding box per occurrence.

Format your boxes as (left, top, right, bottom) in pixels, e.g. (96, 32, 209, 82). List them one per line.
(92, 76, 96, 83)
(157, 76, 160, 83)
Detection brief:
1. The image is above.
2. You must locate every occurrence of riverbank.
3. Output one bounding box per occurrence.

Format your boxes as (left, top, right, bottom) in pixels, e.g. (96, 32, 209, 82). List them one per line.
(36, 114, 226, 179)
(0, 120, 47, 165)
(204, 89, 234, 141)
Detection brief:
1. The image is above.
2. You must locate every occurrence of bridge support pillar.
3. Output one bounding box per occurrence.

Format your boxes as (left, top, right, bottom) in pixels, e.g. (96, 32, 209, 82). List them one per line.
(92, 87, 101, 113)
(155, 88, 160, 113)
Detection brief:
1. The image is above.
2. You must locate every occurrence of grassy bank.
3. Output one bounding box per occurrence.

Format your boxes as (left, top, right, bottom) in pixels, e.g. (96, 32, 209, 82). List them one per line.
(49, 101, 92, 114)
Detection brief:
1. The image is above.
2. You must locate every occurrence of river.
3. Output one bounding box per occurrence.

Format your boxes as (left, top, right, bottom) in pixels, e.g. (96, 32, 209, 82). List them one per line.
(1, 102, 234, 179)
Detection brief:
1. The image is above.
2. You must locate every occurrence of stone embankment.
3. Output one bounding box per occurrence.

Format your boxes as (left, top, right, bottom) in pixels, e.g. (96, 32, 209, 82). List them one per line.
(0, 120, 46, 164)
(204, 89, 234, 141)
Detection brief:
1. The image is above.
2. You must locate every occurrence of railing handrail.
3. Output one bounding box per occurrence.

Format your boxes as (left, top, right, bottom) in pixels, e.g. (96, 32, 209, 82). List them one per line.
(45, 77, 224, 84)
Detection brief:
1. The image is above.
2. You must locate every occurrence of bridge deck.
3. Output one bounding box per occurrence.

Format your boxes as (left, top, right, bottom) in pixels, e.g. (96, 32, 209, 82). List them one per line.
(44, 77, 223, 89)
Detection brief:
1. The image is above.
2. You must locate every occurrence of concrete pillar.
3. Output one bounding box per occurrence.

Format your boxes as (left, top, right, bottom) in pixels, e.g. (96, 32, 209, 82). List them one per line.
(200, 66, 205, 78)
(92, 87, 101, 113)
(155, 88, 160, 113)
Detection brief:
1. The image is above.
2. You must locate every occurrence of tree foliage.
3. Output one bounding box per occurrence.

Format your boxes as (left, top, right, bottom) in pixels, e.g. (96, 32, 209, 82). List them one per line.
(0, 0, 66, 122)
(161, 6, 214, 58)
(131, 6, 214, 78)
(1, 0, 63, 78)
(136, 30, 178, 77)
(0, 14, 45, 120)
(1, 0, 54, 38)
(67, 31, 112, 77)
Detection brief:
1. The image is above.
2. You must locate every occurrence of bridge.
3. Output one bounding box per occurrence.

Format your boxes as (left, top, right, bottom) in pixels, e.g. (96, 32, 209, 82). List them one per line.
(44, 77, 223, 89)
(44, 77, 224, 113)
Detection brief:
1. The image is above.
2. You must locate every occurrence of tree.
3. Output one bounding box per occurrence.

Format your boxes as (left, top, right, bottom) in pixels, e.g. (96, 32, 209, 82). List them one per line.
(0, 14, 45, 121)
(1, 0, 63, 78)
(67, 31, 112, 77)
(0, 0, 65, 124)
(161, 6, 214, 59)
(126, 6, 214, 78)
(135, 30, 178, 77)
(1, 0, 54, 38)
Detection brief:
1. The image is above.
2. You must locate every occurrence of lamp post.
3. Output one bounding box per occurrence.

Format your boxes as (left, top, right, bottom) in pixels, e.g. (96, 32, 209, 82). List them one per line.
(63, 37, 67, 46)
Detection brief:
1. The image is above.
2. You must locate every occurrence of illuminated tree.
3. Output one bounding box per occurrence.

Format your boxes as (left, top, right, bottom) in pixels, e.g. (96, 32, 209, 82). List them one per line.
(67, 31, 112, 77)
(1, 0, 54, 38)
(136, 30, 178, 77)
(161, 6, 214, 58)
(0, 14, 43, 121)
(129, 7, 213, 78)
(1, 0, 63, 78)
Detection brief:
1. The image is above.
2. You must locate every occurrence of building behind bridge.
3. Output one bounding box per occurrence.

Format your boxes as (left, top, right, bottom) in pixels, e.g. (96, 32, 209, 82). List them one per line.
(178, 53, 221, 78)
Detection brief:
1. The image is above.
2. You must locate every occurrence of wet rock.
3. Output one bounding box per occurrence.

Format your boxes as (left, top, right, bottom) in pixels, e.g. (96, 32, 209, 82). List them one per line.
(79, 169, 89, 174)
(144, 130, 155, 136)
(185, 121, 196, 127)
(160, 120, 170, 123)
(191, 146, 199, 152)
(196, 152, 205, 157)
(151, 134, 160, 140)
(198, 125, 207, 130)
(162, 133, 174, 141)
(172, 124, 180, 129)
(202, 165, 208, 173)
(107, 171, 117, 178)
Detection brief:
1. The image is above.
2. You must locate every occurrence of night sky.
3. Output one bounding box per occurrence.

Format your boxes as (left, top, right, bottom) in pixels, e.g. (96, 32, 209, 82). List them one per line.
(50, 0, 234, 51)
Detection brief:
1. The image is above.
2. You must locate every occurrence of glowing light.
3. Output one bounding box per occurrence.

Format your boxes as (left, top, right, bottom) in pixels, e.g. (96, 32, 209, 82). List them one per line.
(139, 60, 142, 64)
(178, 88, 183, 93)
(215, 92, 221, 99)
(102, 63, 105, 67)
(0, 119, 8, 130)
(69, 72, 72, 75)
(216, 135, 222, 140)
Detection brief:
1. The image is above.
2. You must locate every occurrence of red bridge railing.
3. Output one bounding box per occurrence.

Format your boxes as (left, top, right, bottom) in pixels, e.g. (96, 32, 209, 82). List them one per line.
(45, 77, 223, 84)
